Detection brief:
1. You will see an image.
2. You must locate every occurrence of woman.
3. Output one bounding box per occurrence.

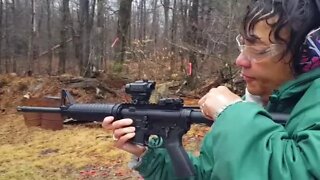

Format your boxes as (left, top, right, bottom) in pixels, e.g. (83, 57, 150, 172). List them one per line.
(103, 0, 320, 179)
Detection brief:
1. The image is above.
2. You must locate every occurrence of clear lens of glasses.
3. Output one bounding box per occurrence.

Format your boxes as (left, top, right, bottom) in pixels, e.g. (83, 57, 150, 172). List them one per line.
(236, 34, 285, 61)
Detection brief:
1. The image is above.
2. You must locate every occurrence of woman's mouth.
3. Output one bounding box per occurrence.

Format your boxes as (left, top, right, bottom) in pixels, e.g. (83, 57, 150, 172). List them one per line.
(241, 74, 255, 82)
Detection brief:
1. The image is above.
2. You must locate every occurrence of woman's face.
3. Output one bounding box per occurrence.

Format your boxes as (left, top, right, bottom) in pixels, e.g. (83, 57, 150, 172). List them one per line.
(235, 19, 294, 99)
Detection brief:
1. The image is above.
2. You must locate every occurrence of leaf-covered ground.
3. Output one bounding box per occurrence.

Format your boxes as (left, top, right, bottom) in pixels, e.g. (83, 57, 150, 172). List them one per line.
(0, 113, 142, 179)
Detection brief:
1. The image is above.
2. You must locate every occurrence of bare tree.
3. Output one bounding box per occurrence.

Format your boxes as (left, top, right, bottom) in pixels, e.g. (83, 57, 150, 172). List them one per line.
(79, 0, 89, 75)
(27, 0, 37, 73)
(4, 0, 11, 73)
(186, 0, 199, 88)
(151, 0, 159, 47)
(0, 0, 2, 74)
(78, 0, 96, 77)
(170, 0, 177, 71)
(46, 0, 53, 75)
(114, 0, 133, 69)
(59, 0, 69, 74)
(138, 0, 146, 41)
(97, 0, 106, 70)
(35, 0, 44, 73)
(162, 0, 170, 40)
(68, 0, 80, 67)
(11, 0, 17, 73)
(180, 0, 189, 46)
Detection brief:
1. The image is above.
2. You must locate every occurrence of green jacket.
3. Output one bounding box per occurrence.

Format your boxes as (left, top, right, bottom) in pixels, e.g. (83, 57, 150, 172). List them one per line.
(135, 68, 320, 180)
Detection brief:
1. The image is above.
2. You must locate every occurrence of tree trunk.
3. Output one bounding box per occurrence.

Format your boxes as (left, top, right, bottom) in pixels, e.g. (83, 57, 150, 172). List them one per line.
(11, 0, 16, 73)
(35, 1, 44, 74)
(46, 0, 53, 75)
(28, 0, 36, 73)
(83, 0, 96, 77)
(80, 0, 96, 77)
(170, 0, 177, 72)
(180, 0, 188, 72)
(97, 0, 106, 71)
(186, 0, 199, 89)
(67, 0, 80, 71)
(79, 0, 95, 77)
(4, 0, 11, 73)
(163, 0, 170, 40)
(151, 0, 159, 48)
(59, 0, 69, 74)
(0, 0, 2, 74)
(138, 0, 146, 41)
(79, 0, 89, 75)
(226, 0, 235, 60)
(114, 0, 133, 70)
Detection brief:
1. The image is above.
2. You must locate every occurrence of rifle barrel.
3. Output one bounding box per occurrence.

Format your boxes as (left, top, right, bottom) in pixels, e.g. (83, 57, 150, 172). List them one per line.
(17, 106, 61, 113)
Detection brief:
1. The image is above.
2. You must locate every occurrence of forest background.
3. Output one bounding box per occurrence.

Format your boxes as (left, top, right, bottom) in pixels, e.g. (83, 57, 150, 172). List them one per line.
(0, 0, 250, 87)
(0, 0, 250, 179)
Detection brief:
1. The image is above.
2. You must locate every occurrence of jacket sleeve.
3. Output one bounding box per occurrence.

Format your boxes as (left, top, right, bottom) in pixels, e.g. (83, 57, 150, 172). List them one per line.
(209, 102, 320, 180)
(135, 101, 320, 180)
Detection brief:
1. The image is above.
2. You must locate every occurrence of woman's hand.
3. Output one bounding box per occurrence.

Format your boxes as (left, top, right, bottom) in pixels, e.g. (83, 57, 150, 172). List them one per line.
(198, 86, 242, 120)
(102, 116, 146, 157)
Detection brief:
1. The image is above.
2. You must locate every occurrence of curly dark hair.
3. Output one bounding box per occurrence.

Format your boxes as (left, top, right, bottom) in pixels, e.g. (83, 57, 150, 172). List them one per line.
(241, 0, 320, 75)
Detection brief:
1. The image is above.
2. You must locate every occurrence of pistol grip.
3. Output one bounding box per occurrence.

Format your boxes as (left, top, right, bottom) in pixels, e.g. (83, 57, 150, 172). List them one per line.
(165, 141, 195, 177)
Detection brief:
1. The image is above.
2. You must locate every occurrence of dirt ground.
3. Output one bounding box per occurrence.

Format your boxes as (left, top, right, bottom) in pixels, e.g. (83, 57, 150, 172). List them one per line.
(0, 74, 209, 180)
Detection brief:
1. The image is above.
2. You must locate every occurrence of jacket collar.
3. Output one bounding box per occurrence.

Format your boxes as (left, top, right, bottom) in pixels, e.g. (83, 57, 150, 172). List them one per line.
(267, 68, 320, 110)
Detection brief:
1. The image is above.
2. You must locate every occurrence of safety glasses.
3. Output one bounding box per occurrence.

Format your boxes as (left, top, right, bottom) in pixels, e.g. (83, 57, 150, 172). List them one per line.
(236, 34, 286, 61)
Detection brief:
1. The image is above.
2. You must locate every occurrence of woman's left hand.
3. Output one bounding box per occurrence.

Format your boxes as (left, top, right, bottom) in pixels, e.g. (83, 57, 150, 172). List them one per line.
(198, 86, 242, 120)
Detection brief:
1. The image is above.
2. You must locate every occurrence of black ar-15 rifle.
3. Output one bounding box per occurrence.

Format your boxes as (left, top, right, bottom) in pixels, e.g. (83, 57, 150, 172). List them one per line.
(16, 80, 288, 178)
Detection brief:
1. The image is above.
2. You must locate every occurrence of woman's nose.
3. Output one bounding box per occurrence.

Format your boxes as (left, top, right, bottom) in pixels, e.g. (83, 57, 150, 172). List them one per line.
(235, 53, 251, 68)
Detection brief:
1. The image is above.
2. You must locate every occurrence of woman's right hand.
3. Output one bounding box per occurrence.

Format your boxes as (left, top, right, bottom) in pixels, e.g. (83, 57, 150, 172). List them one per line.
(102, 116, 146, 157)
